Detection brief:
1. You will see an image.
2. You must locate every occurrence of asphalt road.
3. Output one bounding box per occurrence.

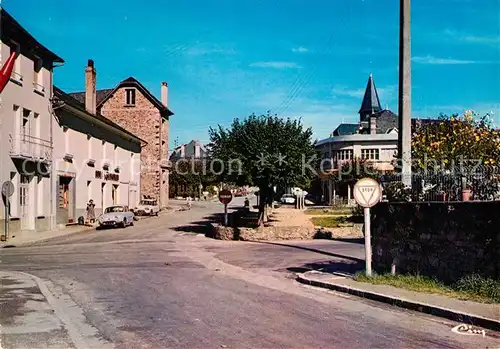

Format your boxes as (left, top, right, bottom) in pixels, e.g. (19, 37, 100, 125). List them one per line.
(1, 198, 498, 349)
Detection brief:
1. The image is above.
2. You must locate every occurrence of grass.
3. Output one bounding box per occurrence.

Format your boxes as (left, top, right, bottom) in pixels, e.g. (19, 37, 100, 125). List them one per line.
(305, 208, 352, 216)
(310, 216, 347, 228)
(354, 273, 500, 303)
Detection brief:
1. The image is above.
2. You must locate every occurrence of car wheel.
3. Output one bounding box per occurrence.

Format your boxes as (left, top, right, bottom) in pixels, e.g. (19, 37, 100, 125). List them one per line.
(130, 220, 134, 226)
(155, 211, 159, 216)
(121, 219, 127, 228)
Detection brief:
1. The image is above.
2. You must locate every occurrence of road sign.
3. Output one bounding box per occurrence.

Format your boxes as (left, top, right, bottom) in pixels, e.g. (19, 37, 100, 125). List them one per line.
(1, 181, 14, 198)
(353, 177, 382, 208)
(353, 177, 382, 277)
(218, 189, 233, 205)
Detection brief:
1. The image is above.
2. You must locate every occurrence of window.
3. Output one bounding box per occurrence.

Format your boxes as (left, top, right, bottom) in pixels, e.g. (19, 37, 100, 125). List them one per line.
(63, 126, 69, 154)
(33, 56, 42, 85)
(21, 109, 30, 137)
(338, 149, 353, 161)
(33, 113, 40, 138)
(361, 149, 380, 160)
(125, 89, 136, 105)
(87, 135, 92, 159)
(87, 181, 92, 201)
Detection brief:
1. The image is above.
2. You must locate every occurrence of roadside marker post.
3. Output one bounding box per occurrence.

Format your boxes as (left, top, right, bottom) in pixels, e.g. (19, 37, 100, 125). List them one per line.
(353, 178, 382, 277)
(1, 181, 14, 241)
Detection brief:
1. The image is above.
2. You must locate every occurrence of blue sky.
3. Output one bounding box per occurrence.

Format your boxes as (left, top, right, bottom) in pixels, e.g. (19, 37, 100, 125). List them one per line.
(4, 0, 499, 146)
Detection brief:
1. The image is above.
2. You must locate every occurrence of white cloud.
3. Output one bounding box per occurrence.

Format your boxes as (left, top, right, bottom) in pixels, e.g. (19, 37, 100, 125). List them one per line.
(292, 46, 309, 53)
(444, 29, 500, 45)
(412, 55, 477, 65)
(186, 46, 237, 56)
(249, 61, 302, 69)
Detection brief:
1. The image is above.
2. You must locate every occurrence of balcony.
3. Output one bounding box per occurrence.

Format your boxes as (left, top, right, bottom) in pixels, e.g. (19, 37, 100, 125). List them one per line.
(9, 133, 52, 163)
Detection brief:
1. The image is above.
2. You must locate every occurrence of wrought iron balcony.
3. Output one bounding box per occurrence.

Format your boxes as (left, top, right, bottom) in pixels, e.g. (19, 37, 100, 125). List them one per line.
(9, 133, 52, 163)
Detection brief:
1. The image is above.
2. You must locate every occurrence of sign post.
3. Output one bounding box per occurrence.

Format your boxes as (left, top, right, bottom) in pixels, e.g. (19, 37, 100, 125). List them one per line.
(353, 177, 382, 277)
(218, 189, 233, 227)
(1, 181, 15, 241)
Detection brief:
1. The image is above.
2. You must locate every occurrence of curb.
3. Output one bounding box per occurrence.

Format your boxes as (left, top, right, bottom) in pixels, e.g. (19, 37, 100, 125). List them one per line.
(1, 225, 96, 248)
(296, 273, 500, 332)
(13, 271, 92, 349)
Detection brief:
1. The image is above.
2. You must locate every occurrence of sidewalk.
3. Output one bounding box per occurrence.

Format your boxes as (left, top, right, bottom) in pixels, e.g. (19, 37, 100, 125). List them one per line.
(0, 271, 76, 349)
(0, 271, 110, 349)
(1, 224, 95, 248)
(297, 270, 500, 332)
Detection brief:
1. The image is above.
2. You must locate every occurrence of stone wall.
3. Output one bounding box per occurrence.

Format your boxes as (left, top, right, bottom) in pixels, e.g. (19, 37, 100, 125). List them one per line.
(100, 87, 165, 202)
(372, 202, 500, 283)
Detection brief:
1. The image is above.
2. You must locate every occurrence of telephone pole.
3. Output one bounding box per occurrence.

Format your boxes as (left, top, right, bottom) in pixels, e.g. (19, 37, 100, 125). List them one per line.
(398, 0, 412, 187)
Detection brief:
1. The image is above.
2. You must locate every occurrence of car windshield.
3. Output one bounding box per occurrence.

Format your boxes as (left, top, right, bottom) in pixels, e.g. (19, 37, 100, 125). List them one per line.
(139, 200, 156, 205)
(105, 206, 124, 213)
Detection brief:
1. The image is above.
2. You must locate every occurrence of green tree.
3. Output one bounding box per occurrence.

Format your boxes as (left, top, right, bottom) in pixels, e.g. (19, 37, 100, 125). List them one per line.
(209, 113, 317, 224)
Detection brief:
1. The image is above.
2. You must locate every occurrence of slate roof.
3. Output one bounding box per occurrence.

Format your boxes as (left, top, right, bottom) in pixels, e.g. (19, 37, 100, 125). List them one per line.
(68, 89, 114, 106)
(1, 8, 64, 64)
(332, 123, 360, 136)
(68, 77, 174, 118)
(359, 74, 382, 116)
(53, 86, 146, 144)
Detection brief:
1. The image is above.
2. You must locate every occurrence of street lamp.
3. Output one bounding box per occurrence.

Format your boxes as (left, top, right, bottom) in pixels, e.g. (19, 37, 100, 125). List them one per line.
(398, 0, 412, 187)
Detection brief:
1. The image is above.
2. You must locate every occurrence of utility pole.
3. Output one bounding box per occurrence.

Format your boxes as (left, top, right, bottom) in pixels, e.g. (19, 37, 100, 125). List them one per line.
(398, 0, 412, 187)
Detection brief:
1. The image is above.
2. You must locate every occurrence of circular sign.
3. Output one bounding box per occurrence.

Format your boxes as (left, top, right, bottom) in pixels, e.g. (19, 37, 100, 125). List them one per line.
(353, 177, 382, 208)
(218, 189, 233, 205)
(1, 181, 14, 198)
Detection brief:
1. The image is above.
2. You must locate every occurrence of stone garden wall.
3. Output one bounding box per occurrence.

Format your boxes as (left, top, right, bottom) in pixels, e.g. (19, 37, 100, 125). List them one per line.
(372, 201, 500, 283)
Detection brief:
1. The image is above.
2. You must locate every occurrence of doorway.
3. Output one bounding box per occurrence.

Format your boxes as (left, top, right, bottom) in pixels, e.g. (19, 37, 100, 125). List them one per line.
(19, 175, 32, 230)
(112, 184, 118, 205)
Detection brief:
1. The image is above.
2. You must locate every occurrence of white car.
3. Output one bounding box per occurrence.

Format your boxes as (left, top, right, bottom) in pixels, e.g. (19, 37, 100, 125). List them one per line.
(280, 194, 296, 205)
(98, 205, 134, 228)
(133, 199, 159, 216)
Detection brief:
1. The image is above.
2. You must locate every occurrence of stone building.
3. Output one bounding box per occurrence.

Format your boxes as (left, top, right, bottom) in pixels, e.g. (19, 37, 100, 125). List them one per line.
(69, 62, 174, 208)
(0, 9, 63, 239)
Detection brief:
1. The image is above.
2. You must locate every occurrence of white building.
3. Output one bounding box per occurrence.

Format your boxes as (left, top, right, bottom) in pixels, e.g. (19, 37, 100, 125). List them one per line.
(315, 74, 398, 204)
(52, 62, 144, 226)
(0, 9, 64, 239)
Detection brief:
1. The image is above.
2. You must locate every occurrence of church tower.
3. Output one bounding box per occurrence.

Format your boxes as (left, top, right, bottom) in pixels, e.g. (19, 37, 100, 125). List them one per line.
(358, 73, 382, 122)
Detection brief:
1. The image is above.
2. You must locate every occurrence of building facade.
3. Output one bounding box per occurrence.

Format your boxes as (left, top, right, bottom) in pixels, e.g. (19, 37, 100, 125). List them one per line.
(0, 9, 63, 238)
(170, 140, 207, 160)
(52, 83, 143, 226)
(69, 64, 174, 209)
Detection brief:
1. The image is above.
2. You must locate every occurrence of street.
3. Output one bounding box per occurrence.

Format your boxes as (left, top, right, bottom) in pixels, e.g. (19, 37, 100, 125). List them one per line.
(0, 198, 497, 349)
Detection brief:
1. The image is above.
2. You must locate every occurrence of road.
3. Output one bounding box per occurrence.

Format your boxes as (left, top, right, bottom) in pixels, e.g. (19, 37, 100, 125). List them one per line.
(0, 198, 497, 349)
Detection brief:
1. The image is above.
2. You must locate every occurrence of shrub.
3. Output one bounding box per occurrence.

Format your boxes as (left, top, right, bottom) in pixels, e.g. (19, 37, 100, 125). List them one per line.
(454, 274, 500, 302)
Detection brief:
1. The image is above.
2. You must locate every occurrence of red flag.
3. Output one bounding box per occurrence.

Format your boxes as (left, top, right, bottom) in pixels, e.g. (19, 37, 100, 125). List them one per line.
(0, 51, 18, 94)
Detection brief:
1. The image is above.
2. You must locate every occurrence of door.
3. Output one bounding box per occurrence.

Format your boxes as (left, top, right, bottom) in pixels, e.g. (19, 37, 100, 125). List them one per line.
(112, 184, 118, 205)
(19, 175, 31, 230)
(101, 183, 105, 212)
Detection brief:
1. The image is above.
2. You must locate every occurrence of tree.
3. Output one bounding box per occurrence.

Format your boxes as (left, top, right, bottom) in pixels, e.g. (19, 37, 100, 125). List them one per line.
(412, 111, 500, 171)
(208, 113, 317, 224)
(409, 111, 500, 201)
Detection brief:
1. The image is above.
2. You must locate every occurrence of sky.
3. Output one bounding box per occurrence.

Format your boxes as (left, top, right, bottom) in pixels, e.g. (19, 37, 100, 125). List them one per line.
(4, 0, 499, 147)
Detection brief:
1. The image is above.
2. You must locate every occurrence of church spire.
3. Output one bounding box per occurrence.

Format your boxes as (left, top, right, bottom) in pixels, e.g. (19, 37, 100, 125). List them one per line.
(359, 73, 382, 122)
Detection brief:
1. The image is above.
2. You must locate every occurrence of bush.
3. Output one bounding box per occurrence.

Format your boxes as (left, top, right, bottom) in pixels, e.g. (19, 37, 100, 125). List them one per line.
(454, 274, 500, 302)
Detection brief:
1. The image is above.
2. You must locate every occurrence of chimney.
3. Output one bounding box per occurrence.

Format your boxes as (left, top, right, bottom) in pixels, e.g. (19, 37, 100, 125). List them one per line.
(85, 59, 96, 115)
(370, 116, 377, 135)
(161, 82, 168, 107)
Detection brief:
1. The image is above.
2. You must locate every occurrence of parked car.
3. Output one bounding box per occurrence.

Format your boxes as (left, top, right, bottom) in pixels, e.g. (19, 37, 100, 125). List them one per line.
(133, 199, 159, 216)
(280, 194, 296, 204)
(98, 205, 134, 228)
